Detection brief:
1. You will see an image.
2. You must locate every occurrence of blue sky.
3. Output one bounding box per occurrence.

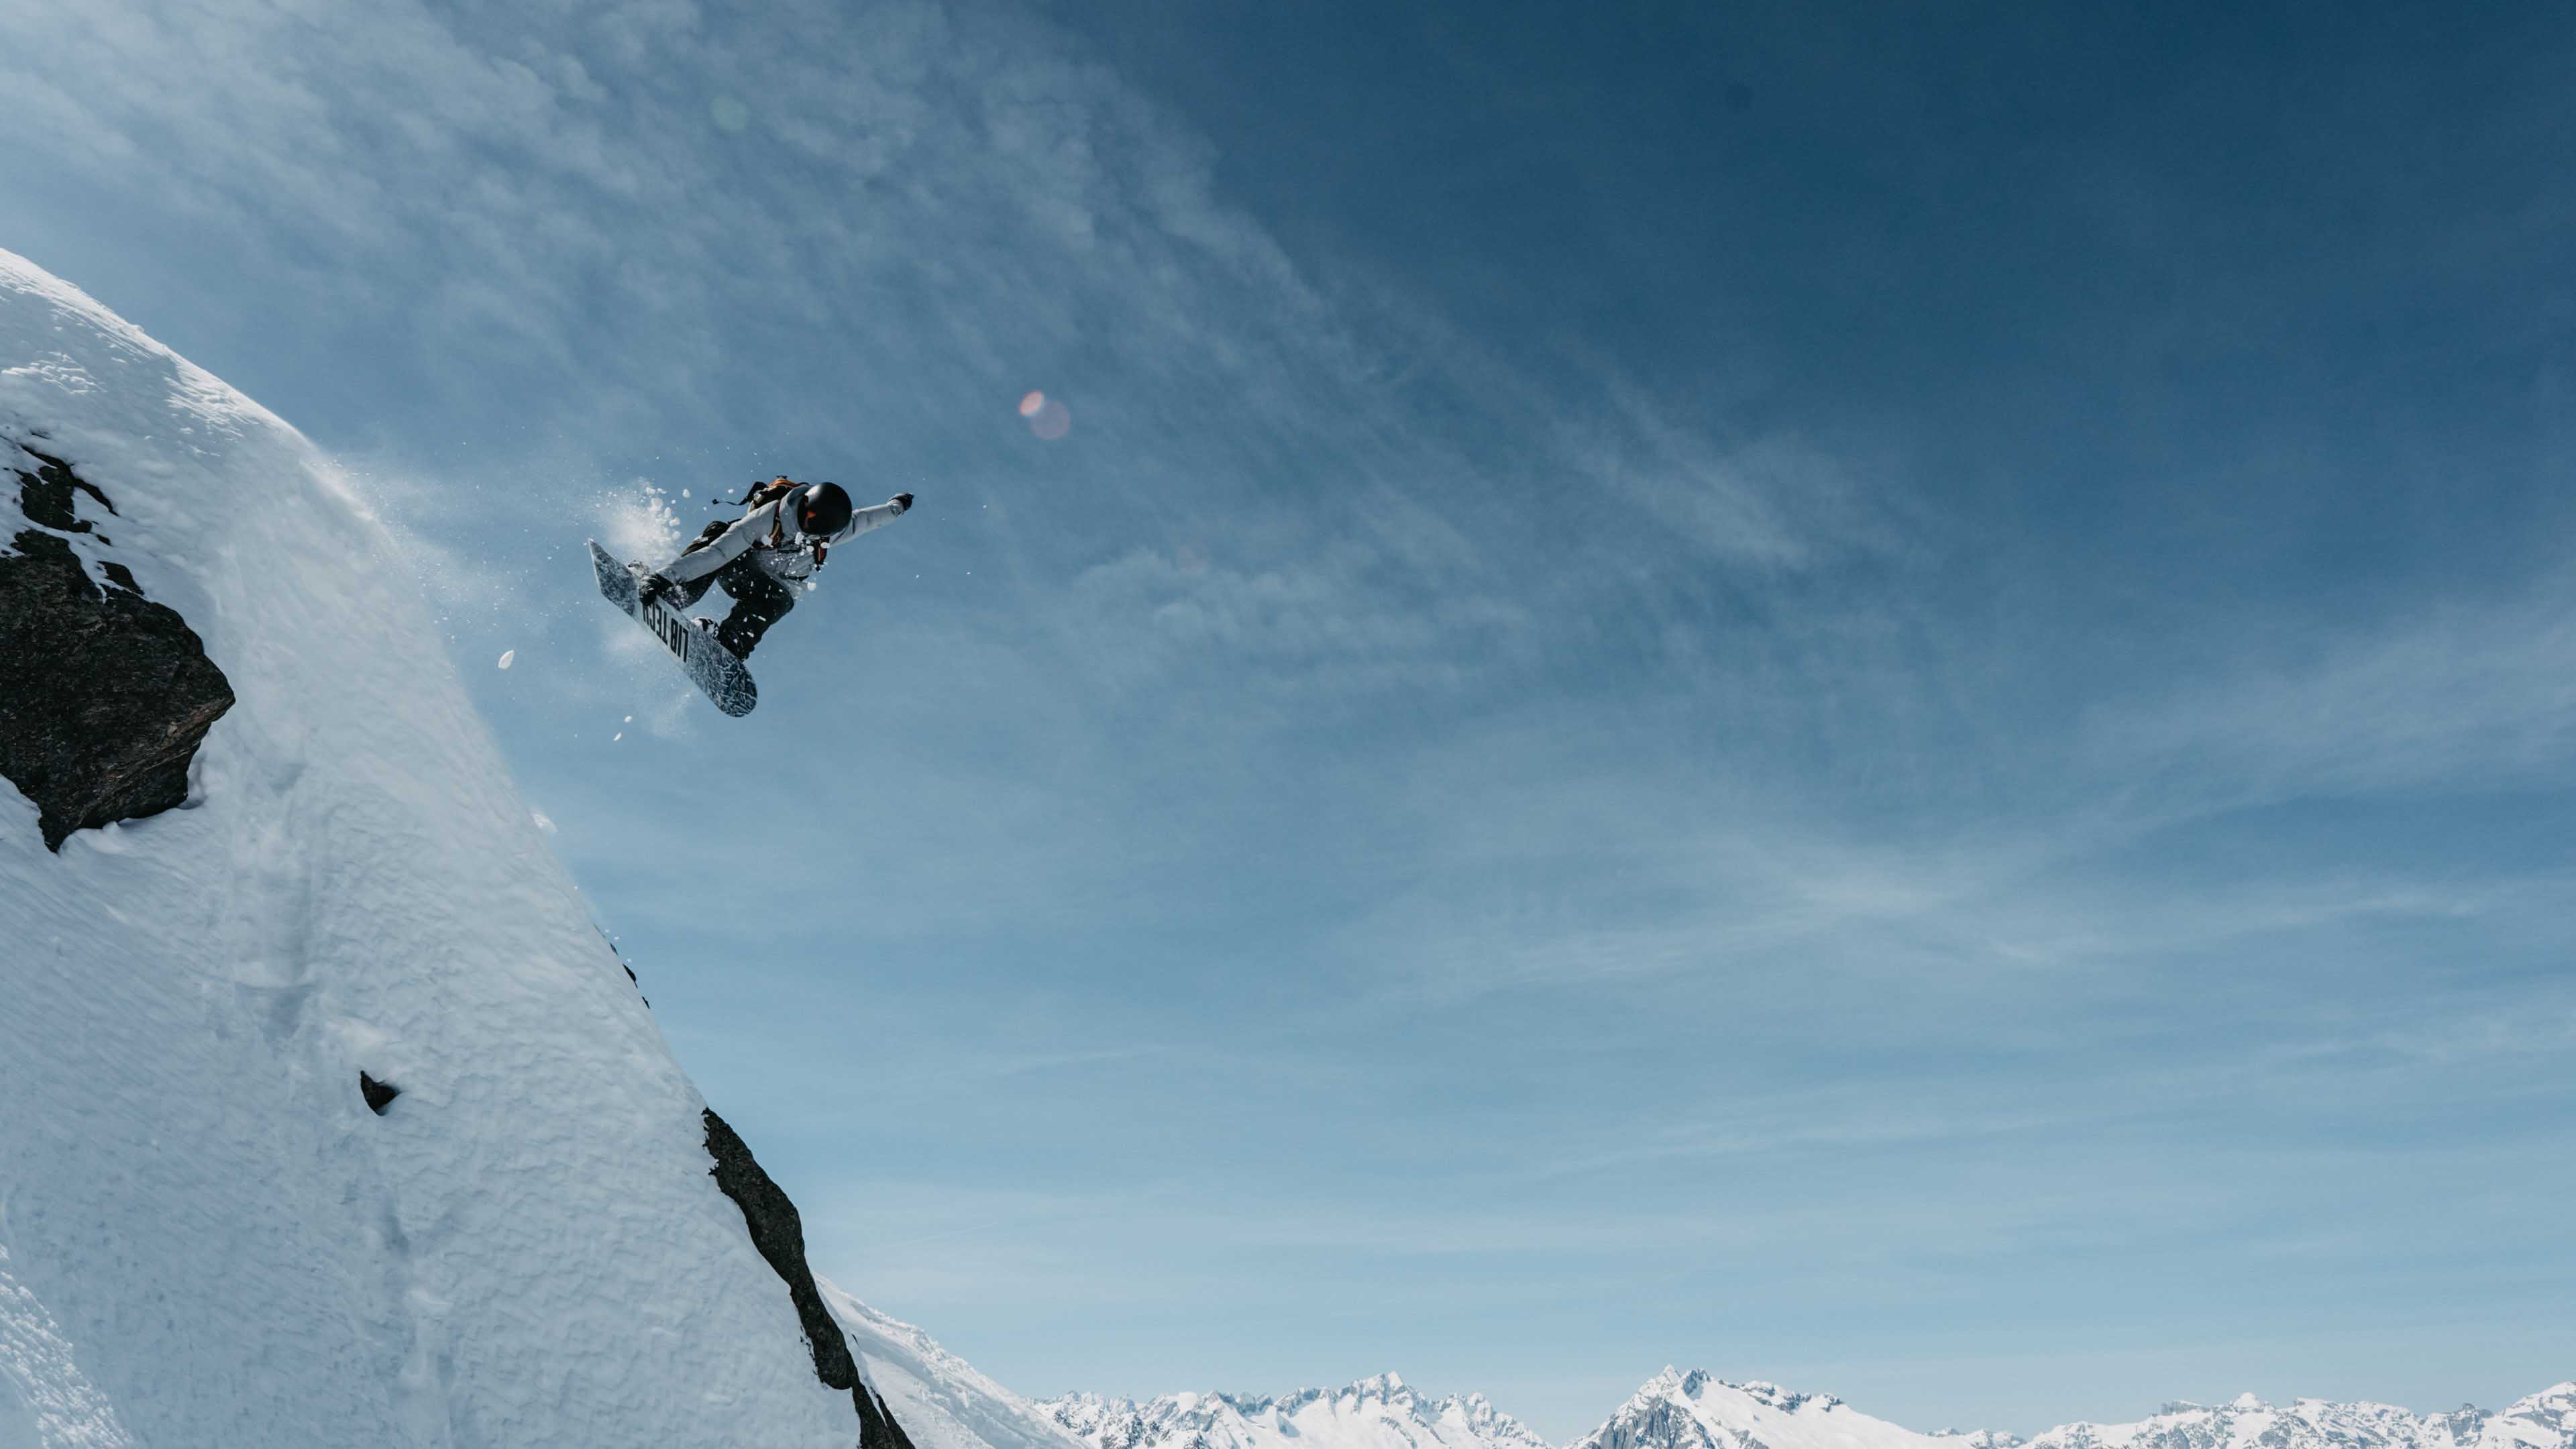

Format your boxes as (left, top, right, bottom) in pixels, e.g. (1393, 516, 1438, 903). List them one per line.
(5, 0, 2573, 1436)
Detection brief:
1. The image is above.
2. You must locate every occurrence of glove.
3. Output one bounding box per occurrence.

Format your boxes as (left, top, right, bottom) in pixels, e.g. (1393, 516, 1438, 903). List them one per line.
(637, 572, 674, 608)
(892, 492, 914, 513)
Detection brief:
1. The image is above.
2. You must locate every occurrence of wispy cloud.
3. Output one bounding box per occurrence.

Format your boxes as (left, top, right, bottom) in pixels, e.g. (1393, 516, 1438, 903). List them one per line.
(2, 0, 1900, 598)
(2086, 580, 2576, 804)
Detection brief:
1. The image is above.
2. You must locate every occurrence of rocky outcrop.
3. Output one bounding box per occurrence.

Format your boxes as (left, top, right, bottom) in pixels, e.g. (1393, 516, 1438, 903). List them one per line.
(0, 446, 234, 851)
(704, 1107, 916, 1449)
(12, 445, 116, 534)
(857, 1381, 922, 1449)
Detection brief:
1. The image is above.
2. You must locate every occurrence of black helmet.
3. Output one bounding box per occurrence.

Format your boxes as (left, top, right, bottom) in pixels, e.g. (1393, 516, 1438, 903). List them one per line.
(794, 481, 853, 538)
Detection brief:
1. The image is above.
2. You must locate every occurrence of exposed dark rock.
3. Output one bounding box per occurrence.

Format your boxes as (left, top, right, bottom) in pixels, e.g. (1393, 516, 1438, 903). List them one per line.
(13, 447, 115, 533)
(359, 1073, 400, 1114)
(0, 480, 235, 849)
(857, 1383, 919, 1449)
(702, 1107, 859, 1389)
(705, 1107, 916, 1448)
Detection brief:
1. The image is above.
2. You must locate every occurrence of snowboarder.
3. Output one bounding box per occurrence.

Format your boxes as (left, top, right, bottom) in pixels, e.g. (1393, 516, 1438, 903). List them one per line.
(633, 478, 913, 659)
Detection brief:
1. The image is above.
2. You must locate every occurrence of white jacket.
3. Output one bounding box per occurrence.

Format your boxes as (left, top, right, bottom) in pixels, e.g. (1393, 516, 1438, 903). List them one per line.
(659, 493, 908, 586)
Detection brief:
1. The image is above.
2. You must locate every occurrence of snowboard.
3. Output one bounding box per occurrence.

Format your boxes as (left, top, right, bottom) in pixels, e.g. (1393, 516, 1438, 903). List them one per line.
(588, 539, 757, 717)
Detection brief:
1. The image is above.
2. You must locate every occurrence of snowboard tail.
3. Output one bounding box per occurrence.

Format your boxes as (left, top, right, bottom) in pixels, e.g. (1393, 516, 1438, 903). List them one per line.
(589, 539, 757, 717)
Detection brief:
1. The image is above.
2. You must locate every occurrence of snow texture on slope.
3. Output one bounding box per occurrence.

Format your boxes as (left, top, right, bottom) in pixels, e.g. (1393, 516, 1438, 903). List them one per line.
(1042, 1372, 1554, 1449)
(0, 250, 868, 1445)
(824, 1281, 1094, 1449)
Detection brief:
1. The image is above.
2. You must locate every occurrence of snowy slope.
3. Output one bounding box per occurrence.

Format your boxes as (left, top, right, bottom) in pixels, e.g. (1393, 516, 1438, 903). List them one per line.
(1041, 1373, 1554, 1449)
(0, 252, 893, 1445)
(824, 1281, 1093, 1449)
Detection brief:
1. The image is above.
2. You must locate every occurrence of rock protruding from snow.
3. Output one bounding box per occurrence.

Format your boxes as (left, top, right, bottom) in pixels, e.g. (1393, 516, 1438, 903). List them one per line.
(704, 1107, 926, 1449)
(0, 443, 233, 851)
(1042, 1373, 1552, 1449)
(705, 1108, 865, 1393)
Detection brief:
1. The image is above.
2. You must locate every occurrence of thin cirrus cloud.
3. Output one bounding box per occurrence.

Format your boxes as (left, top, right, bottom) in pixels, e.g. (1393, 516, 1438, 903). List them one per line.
(0, 0, 1878, 604)
(2084, 581, 2576, 802)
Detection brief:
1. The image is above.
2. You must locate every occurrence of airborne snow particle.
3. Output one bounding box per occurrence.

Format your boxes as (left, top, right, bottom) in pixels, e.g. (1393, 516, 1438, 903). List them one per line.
(1030, 397, 1071, 439)
(1018, 390, 1045, 418)
(497, 649, 515, 669)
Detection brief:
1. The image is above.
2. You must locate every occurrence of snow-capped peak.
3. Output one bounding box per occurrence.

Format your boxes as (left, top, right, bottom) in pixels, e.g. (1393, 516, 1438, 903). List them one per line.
(1633, 1369, 1691, 1401)
(1578, 1368, 1943, 1449)
(1042, 1374, 1550, 1449)
(2508, 1386, 2576, 1420)
(1571, 1373, 2576, 1449)
(2004, 1382, 2576, 1449)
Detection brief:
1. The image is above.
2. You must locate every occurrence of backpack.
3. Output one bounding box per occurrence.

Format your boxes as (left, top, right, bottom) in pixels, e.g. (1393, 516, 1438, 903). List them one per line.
(729, 477, 800, 508)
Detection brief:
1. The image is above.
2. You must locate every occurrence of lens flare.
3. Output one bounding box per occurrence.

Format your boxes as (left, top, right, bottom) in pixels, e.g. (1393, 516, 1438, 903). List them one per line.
(1018, 390, 1045, 418)
(1030, 398, 1071, 440)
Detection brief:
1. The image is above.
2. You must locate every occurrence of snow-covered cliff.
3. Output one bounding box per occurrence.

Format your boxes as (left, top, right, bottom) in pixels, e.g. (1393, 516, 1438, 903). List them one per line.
(0, 252, 912, 1445)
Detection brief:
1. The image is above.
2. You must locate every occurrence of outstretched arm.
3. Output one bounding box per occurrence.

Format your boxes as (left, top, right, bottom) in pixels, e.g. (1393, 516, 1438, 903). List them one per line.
(824, 492, 913, 545)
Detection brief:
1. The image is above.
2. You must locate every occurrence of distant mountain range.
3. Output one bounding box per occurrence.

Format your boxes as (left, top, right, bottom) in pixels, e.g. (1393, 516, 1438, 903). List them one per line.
(1566, 1371, 2575, 1449)
(826, 1295, 2574, 1449)
(1043, 1371, 1552, 1449)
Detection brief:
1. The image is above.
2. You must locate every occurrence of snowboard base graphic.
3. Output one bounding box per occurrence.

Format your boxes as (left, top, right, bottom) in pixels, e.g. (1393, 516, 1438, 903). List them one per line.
(589, 540, 757, 717)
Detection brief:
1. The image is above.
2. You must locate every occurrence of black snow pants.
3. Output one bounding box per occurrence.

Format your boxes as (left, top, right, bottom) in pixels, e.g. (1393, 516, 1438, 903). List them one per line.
(668, 551, 796, 659)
